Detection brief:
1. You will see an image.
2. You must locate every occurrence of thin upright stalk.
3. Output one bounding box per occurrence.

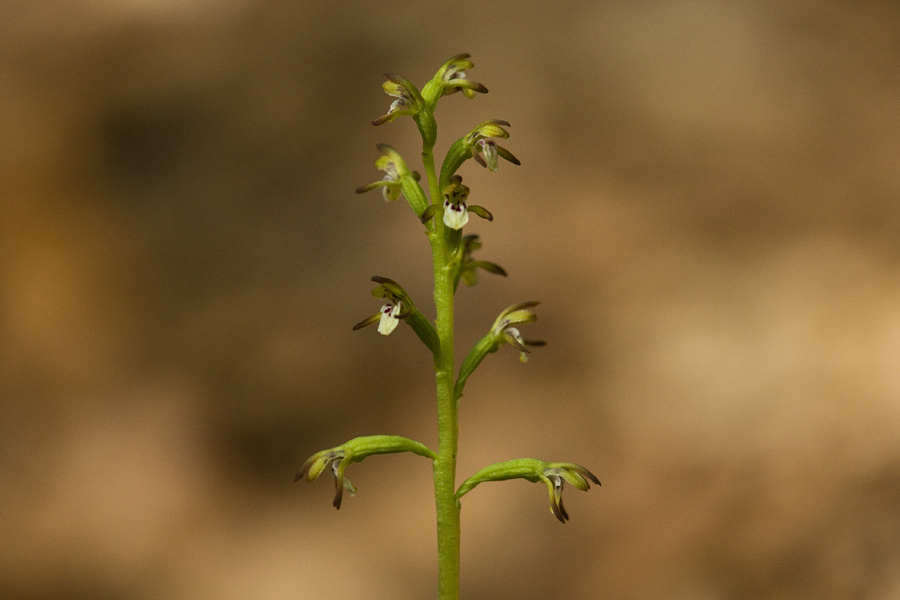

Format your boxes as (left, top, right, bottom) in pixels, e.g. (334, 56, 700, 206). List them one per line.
(424, 145, 461, 600)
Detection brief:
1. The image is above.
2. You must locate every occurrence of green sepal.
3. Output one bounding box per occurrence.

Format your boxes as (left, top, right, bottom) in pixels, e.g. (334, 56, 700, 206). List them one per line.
(370, 276, 415, 313)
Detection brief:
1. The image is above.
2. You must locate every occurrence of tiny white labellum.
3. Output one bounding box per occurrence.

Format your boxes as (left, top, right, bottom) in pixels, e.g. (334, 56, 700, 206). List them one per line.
(377, 302, 402, 335)
(443, 199, 469, 230)
(505, 326, 525, 347)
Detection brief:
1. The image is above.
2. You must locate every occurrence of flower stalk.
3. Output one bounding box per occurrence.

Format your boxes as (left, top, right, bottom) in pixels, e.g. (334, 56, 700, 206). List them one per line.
(297, 54, 600, 600)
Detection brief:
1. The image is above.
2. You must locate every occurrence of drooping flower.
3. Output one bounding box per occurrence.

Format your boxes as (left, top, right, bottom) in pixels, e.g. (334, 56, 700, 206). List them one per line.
(296, 436, 437, 510)
(439, 120, 522, 186)
(352, 276, 414, 336)
(372, 73, 423, 126)
(491, 301, 545, 361)
(466, 120, 521, 172)
(356, 144, 420, 203)
(455, 458, 601, 523)
(294, 448, 357, 509)
(539, 463, 601, 523)
(433, 53, 488, 99)
(455, 234, 507, 290)
(419, 175, 493, 231)
(376, 300, 404, 335)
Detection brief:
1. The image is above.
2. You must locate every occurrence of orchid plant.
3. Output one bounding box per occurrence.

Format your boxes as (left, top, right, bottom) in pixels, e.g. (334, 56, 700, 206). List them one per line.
(295, 54, 600, 600)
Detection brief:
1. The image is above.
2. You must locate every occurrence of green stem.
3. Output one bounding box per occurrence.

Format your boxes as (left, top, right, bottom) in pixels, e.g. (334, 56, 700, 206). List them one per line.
(424, 144, 460, 600)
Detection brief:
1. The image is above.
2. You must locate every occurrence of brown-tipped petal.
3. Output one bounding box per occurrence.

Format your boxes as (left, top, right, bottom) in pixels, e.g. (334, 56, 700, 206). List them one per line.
(370, 275, 399, 286)
(502, 300, 541, 315)
(356, 181, 388, 194)
(332, 477, 344, 510)
(352, 313, 381, 331)
(472, 152, 487, 169)
(471, 261, 507, 277)
(468, 205, 493, 221)
(574, 465, 601, 486)
(548, 481, 567, 523)
(558, 496, 570, 522)
(420, 204, 441, 224)
(293, 457, 314, 482)
(446, 52, 471, 63)
(453, 80, 488, 94)
(497, 146, 521, 165)
(504, 331, 531, 354)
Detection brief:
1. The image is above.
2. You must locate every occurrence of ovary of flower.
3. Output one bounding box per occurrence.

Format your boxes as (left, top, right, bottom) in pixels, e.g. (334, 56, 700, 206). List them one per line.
(377, 301, 403, 335)
(381, 163, 401, 202)
(443, 199, 469, 230)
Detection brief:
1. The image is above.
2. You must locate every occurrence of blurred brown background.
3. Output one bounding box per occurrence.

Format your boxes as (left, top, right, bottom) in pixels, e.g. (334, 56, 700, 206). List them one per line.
(3, 1, 900, 599)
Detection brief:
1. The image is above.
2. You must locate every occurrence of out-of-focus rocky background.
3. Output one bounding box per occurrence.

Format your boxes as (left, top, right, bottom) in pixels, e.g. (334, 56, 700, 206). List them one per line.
(3, 1, 900, 598)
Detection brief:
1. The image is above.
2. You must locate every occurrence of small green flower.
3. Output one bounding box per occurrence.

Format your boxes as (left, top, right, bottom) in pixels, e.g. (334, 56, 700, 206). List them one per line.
(541, 463, 601, 523)
(372, 73, 423, 126)
(433, 53, 488, 99)
(455, 234, 507, 290)
(353, 276, 414, 336)
(352, 276, 441, 354)
(467, 120, 521, 172)
(355, 144, 420, 203)
(296, 436, 437, 509)
(440, 120, 521, 187)
(441, 175, 471, 230)
(294, 448, 358, 509)
(455, 459, 600, 523)
(420, 175, 494, 231)
(491, 301, 545, 362)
